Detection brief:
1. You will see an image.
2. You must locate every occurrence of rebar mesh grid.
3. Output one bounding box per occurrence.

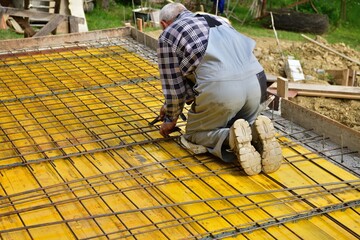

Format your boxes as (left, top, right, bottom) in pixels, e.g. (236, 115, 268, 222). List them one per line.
(0, 36, 359, 240)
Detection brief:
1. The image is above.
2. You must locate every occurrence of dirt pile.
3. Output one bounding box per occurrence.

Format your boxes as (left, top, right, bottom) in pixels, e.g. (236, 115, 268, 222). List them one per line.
(253, 36, 359, 82)
(253, 35, 360, 131)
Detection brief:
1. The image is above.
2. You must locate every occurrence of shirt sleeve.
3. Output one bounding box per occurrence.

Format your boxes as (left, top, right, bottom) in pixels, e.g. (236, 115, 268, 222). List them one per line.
(157, 39, 186, 121)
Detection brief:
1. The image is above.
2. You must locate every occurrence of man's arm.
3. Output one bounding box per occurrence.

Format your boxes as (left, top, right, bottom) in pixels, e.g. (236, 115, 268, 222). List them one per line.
(157, 39, 187, 123)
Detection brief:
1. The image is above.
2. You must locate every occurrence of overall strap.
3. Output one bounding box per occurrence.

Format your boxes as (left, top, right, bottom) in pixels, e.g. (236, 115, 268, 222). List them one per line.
(195, 14, 222, 27)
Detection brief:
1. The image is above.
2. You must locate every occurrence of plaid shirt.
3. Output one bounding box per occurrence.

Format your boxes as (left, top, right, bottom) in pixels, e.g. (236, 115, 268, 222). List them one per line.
(157, 10, 230, 121)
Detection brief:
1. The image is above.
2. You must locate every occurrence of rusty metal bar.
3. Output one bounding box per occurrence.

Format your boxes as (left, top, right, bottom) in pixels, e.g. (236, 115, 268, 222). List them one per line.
(1, 181, 359, 236)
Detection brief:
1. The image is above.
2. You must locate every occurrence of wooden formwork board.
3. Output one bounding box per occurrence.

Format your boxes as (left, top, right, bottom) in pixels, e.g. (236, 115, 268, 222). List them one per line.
(281, 98, 360, 153)
(0, 27, 132, 51)
(0, 29, 359, 239)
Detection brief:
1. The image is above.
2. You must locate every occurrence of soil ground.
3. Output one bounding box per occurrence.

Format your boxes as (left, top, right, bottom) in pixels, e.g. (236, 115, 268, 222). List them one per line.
(252, 35, 360, 132)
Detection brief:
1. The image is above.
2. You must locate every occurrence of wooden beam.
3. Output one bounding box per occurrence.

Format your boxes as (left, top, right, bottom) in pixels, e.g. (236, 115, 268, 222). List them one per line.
(0, 6, 84, 24)
(295, 91, 360, 100)
(269, 81, 360, 100)
(349, 70, 356, 86)
(281, 98, 360, 153)
(33, 15, 65, 37)
(0, 27, 132, 51)
(7, 17, 23, 33)
(0, 6, 56, 20)
(69, 16, 79, 33)
(0, 12, 8, 29)
(326, 69, 351, 86)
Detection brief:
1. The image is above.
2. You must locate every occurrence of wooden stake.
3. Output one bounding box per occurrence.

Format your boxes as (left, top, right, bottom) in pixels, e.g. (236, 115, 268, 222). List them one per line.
(277, 76, 288, 99)
(341, 69, 349, 86)
(136, 18, 143, 32)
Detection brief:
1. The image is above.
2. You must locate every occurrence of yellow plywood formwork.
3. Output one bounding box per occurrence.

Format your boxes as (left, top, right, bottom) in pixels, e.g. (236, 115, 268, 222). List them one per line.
(0, 34, 359, 239)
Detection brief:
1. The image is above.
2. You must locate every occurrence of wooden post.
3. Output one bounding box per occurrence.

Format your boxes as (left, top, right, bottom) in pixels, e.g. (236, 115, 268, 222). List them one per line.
(348, 70, 356, 86)
(277, 77, 288, 99)
(136, 18, 143, 32)
(0, 13, 8, 29)
(68, 16, 80, 33)
(33, 15, 65, 37)
(341, 69, 349, 86)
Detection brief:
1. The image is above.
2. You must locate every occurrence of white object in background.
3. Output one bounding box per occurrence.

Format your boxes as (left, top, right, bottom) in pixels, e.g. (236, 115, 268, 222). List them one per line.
(68, 0, 88, 32)
(285, 58, 305, 81)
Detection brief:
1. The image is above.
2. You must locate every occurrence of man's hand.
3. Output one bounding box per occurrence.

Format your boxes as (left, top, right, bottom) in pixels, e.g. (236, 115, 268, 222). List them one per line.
(160, 121, 177, 137)
(158, 105, 180, 137)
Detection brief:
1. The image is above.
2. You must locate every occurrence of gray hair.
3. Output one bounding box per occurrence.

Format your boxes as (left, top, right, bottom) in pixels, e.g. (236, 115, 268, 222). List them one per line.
(159, 3, 187, 22)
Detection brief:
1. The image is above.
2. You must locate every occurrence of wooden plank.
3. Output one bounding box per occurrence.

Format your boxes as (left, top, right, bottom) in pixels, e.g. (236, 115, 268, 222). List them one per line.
(325, 69, 350, 86)
(0, 6, 83, 25)
(56, 0, 70, 33)
(269, 81, 360, 100)
(270, 82, 360, 95)
(33, 14, 65, 37)
(0, 27, 131, 50)
(296, 91, 360, 100)
(68, 15, 79, 33)
(281, 98, 360, 153)
(0, 6, 57, 20)
(8, 17, 24, 33)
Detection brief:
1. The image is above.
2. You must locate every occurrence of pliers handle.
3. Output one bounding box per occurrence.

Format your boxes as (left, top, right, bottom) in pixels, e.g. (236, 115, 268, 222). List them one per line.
(148, 113, 187, 126)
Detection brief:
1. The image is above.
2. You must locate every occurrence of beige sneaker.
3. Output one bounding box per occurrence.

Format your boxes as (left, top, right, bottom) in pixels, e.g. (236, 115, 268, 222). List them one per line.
(180, 136, 208, 154)
(252, 115, 283, 174)
(229, 119, 261, 176)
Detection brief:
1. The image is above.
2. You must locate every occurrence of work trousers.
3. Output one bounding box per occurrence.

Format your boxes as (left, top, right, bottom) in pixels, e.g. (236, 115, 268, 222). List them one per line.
(183, 24, 265, 162)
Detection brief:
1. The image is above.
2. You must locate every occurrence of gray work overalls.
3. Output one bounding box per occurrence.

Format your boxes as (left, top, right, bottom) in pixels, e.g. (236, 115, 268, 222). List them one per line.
(183, 15, 265, 162)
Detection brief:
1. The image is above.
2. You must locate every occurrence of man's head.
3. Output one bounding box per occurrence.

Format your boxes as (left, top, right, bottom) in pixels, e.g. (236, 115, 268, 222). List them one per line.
(159, 3, 186, 30)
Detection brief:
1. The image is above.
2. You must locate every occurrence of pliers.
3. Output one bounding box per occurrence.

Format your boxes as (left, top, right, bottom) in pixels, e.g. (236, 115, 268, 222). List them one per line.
(148, 113, 187, 126)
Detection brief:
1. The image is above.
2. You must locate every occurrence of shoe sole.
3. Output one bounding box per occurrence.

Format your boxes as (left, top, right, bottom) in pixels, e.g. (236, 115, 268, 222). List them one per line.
(254, 116, 283, 173)
(180, 136, 208, 154)
(231, 119, 261, 176)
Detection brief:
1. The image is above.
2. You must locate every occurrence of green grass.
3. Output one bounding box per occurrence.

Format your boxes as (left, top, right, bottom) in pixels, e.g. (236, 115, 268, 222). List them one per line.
(230, 20, 360, 51)
(323, 24, 360, 51)
(86, 4, 133, 31)
(0, 29, 23, 40)
(233, 22, 306, 41)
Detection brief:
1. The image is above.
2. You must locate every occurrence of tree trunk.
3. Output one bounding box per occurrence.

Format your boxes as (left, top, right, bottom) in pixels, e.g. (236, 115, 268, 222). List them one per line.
(340, 0, 346, 21)
(96, 0, 109, 10)
(102, 0, 109, 10)
(261, 0, 267, 17)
